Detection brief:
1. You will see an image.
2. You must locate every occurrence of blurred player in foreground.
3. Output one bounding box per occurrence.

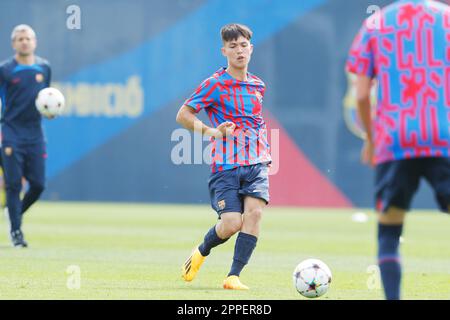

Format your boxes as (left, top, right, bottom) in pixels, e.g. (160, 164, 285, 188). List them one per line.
(176, 23, 271, 290)
(347, 0, 450, 299)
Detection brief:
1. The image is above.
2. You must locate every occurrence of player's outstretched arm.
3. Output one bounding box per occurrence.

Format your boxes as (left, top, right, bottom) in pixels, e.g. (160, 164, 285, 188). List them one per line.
(176, 105, 235, 138)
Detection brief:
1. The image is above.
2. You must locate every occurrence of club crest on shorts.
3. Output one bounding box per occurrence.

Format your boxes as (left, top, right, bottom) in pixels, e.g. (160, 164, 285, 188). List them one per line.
(4, 147, 13, 156)
(35, 73, 44, 83)
(217, 200, 226, 211)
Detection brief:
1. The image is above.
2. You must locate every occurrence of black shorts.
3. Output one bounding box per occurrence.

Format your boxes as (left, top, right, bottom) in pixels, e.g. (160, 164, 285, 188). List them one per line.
(375, 157, 450, 213)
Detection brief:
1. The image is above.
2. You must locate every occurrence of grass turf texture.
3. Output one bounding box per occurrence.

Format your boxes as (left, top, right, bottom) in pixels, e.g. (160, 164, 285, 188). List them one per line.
(0, 202, 448, 300)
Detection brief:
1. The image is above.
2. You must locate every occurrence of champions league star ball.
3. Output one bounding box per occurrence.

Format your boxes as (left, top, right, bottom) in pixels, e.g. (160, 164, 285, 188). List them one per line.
(293, 259, 332, 298)
(35, 87, 65, 118)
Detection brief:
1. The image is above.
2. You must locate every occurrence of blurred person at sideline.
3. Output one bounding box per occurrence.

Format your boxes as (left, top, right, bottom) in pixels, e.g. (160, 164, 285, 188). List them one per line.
(0, 24, 52, 247)
(347, 0, 450, 299)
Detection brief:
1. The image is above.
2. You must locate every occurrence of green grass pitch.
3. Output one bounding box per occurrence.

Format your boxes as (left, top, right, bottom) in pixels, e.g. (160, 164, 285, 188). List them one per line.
(0, 202, 448, 300)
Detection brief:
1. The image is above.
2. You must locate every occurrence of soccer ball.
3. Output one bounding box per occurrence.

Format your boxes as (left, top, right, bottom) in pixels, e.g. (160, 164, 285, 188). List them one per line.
(35, 87, 65, 118)
(293, 259, 332, 298)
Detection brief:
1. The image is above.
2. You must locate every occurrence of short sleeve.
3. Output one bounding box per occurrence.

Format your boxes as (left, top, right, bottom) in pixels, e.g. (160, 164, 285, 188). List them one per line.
(346, 22, 376, 78)
(184, 77, 218, 113)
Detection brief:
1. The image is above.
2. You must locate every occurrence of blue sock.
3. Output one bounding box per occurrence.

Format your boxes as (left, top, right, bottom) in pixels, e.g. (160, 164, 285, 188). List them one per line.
(378, 223, 403, 300)
(228, 232, 257, 277)
(198, 226, 229, 256)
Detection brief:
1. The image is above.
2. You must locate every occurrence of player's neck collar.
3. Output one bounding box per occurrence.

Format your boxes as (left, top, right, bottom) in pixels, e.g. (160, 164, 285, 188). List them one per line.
(223, 67, 250, 82)
(14, 55, 36, 66)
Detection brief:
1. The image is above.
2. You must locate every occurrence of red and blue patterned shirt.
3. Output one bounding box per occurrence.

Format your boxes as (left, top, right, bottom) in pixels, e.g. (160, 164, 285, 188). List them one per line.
(347, 0, 450, 164)
(184, 67, 271, 173)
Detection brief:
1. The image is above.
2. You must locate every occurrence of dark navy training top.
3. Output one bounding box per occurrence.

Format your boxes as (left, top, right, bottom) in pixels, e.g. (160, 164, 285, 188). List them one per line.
(0, 56, 51, 144)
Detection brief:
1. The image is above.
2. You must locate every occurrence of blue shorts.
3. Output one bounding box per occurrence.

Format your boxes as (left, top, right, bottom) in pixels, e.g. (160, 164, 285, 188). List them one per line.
(208, 163, 270, 215)
(1, 142, 46, 190)
(375, 157, 450, 213)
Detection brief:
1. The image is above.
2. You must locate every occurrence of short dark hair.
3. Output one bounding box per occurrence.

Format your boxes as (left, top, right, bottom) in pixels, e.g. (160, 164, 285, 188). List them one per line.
(220, 23, 252, 42)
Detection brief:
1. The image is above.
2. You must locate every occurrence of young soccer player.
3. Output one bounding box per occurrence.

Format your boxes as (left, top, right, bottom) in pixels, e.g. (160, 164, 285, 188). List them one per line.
(0, 24, 52, 247)
(176, 23, 271, 290)
(347, 0, 450, 299)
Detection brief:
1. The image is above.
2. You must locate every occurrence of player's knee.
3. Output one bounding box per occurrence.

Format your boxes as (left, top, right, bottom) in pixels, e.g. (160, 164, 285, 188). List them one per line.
(377, 206, 405, 225)
(222, 216, 243, 234)
(228, 220, 243, 234)
(245, 207, 263, 223)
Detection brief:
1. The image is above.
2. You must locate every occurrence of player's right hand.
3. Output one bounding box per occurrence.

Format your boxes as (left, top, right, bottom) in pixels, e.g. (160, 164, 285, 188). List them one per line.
(361, 140, 375, 167)
(215, 121, 236, 137)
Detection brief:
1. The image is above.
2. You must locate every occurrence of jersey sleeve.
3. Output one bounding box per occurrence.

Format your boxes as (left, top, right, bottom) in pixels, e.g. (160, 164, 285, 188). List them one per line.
(346, 21, 376, 78)
(183, 77, 218, 113)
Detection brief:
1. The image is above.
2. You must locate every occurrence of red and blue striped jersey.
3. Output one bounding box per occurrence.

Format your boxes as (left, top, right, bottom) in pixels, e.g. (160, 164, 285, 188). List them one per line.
(184, 67, 271, 173)
(347, 0, 450, 164)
